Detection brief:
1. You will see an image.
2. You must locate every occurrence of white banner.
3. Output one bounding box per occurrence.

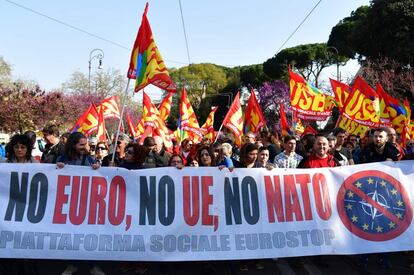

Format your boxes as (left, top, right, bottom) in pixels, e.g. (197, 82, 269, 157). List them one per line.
(0, 161, 413, 261)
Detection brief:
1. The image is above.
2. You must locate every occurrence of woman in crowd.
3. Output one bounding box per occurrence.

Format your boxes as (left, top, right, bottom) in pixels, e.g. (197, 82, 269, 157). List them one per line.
(239, 143, 259, 168)
(168, 154, 185, 169)
(6, 134, 38, 163)
(94, 141, 109, 164)
(254, 146, 274, 169)
(196, 146, 216, 167)
(119, 143, 147, 170)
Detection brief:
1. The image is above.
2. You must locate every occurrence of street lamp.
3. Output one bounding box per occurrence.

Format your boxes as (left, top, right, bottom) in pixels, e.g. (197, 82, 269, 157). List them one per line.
(325, 46, 340, 81)
(88, 48, 104, 94)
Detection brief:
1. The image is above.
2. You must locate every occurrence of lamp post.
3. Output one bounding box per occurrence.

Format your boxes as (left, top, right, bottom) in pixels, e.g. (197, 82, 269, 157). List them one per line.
(325, 46, 340, 81)
(88, 48, 104, 94)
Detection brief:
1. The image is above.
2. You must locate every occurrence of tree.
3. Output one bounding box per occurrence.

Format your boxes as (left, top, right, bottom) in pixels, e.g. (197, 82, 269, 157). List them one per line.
(256, 81, 291, 133)
(239, 64, 270, 88)
(0, 56, 12, 88)
(328, 0, 414, 65)
(360, 57, 414, 102)
(170, 63, 228, 108)
(263, 43, 349, 87)
(62, 68, 127, 98)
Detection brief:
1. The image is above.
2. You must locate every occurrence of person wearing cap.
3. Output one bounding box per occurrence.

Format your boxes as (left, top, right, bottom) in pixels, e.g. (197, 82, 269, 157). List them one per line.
(101, 134, 129, 167)
(88, 137, 98, 157)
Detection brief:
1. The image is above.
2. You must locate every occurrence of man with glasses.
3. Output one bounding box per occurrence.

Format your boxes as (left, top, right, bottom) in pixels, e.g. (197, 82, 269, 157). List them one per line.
(102, 134, 129, 167)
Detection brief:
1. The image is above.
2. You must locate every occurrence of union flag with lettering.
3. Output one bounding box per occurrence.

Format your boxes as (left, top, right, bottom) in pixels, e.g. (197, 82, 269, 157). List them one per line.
(289, 69, 331, 121)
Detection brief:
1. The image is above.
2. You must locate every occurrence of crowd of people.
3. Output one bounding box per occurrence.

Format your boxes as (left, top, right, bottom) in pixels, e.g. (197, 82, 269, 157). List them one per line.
(1, 124, 414, 274)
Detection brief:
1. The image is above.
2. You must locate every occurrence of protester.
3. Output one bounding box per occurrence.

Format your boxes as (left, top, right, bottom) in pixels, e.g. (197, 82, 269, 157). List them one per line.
(168, 154, 184, 169)
(386, 127, 405, 159)
(142, 136, 167, 168)
(55, 132, 102, 275)
(102, 133, 129, 167)
(273, 135, 303, 168)
(245, 131, 256, 144)
(258, 129, 282, 162)
(6, 134, 38, 163)
(327, 135, 349, 166)
(94, 141, 109, 165)
(360, 127, 400, 163)
(254, 146, 274, 169)
(56, 132, 99, 169)
(41, 124, 64, 163)
(153, 135, 171, 166)
(298, 135, 339, 168)
(119, 143, 147, 170)
(60, 132, 70, 145)
(196, 146, 216, 167)
(239, 143, 259, 168)
(333, 128, 354, 164)
(88, 137, 98, 157)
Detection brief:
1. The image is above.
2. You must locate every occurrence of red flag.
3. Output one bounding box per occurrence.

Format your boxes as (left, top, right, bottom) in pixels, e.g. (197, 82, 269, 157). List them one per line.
(222, 92, 243, 145)
(279, 103, 291, 136)
(70, 104, 99, 135)
(179, 87, 203, 142)
(126, 114, 138, 139)
(244, 90, 266, 134)
(127, 3, 175, 93)
(96, 105, 106, 142)
(329, 78, 350, 111)
(301, 125, 318, 137)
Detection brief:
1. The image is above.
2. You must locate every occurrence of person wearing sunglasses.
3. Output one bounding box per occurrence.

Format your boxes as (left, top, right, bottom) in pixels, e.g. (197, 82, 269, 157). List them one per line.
(102, 134, 130, 167)
(94, 141, 109, 165)
(120, 143, 147, 170)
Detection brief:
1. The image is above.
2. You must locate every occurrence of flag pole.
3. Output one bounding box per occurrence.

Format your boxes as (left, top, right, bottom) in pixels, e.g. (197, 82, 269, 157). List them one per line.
(111, 79, 131, 163)
(214, 123, 224, 143)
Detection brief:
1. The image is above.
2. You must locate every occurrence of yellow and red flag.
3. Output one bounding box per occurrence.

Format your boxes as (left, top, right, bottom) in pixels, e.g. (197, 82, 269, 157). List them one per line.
(222, 92, 243, 146)
(329, 78, 350, 111)
(401, 99, 411, 147)
(126, 114, 138, 139)
(127, 3, 175, 93)
(336, 76, 380, 137)
(141, 91, 173, 151)
(376, 83, 405, 127)
(136, 117, 145, 137)
(96, 96, 121, 119)
(179, 87, 203, 142)
(244, 90, 266, 134)
(201, 106, 218, 141)
(96, 106, 106, 142)
(70, 104, 99, 135)
(289, 69, 331, 121)
(158, 92, 173, 121)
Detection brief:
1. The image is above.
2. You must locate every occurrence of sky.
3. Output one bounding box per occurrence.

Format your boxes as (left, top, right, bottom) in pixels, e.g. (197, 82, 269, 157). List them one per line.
(0, 0, 370, 100)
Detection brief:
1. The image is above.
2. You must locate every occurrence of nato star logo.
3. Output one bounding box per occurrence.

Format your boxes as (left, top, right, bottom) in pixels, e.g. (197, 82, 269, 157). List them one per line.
(337, 170, 412, 241)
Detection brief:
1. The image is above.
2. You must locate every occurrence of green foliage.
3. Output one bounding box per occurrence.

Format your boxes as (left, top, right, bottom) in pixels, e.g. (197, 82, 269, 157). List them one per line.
(328, 0, 414, 65)
(263, 43, 348, 87)
(239, 64, 270, 88)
